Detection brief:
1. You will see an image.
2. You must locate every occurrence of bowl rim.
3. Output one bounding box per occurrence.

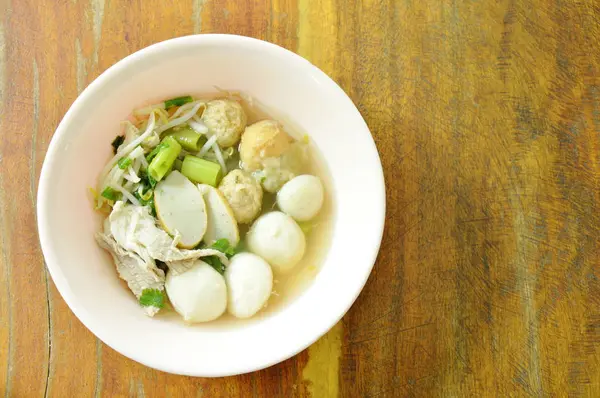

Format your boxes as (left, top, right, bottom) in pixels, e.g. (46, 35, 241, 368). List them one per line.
(37, 34, 386, 376)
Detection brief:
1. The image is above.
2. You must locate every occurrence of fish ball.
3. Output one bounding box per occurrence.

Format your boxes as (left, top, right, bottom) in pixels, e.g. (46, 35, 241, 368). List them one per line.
(247, 211, 306, 274)
(277, 175, 324, 221)
(225, 253, 273, 318)
(166, 261, 227, 323)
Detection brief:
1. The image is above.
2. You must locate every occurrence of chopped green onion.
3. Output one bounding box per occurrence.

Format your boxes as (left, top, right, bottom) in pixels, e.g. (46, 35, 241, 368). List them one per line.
(134, 187, 155, 216)
(146, 141, 169, 163)
(136, 186, 153, 202)
(164, 95, 193, 109)
(101, 187, 121, 201)
(148, 136, 182, 182)
(165, 125, 205, 151)
(139, 169, 158, 189)
(111, 135, 125, 154)
(117, 157, 132, 169)
(181, 155, 222, 186)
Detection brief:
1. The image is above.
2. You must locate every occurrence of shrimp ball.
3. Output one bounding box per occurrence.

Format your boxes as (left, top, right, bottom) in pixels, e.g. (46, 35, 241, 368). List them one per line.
(225, 253, 273, 318)
(201, 99, 247, 147)
(246, 211, 306, 274)
(165, 260, 227, 323)
(276, 175, 324, 221)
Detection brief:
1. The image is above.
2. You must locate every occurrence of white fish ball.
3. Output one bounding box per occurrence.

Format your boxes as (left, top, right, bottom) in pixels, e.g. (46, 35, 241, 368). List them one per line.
(276, 175, 324, 222)
(225, 253, 273, 318)
(246, 211, 306, 274)
(165, 261, 227, 323)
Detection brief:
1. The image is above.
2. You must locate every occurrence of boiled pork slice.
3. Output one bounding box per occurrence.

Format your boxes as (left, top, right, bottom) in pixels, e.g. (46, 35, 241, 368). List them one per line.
(99, 201, 230, 310)
(96, 232, 165, 316)
(108, 201, 229, 266)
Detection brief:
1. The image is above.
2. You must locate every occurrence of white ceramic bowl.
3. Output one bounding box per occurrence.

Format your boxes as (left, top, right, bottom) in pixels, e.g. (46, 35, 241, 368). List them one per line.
(37, 35, 385, 377)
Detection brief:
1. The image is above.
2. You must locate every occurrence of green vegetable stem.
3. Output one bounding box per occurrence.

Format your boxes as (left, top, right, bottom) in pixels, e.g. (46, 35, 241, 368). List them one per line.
(148, 136, 182, 182)
(117, 157, 132, 169)
(101, 187, 121, 201)
(180, 155, 222, 186)
(166, 125, 205, 152)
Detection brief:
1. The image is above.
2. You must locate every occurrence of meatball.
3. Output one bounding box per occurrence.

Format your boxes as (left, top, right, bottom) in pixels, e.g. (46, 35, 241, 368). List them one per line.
(201, 99, 247, 147)
(239, 120, 307, 193)
(218, 169, 263, 224)
(239, 120, 293, 171)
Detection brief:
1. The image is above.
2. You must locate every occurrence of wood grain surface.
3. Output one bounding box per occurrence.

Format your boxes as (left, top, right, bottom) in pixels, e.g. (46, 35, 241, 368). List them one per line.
(1, 0, 600, 396)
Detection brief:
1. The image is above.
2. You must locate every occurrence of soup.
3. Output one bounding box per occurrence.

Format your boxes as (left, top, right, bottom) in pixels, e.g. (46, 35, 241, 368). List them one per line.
(93, 92, 334, 325)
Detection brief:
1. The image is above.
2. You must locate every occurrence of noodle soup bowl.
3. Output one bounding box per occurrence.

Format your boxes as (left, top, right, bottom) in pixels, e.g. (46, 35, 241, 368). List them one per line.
(37, 34, 385, 376)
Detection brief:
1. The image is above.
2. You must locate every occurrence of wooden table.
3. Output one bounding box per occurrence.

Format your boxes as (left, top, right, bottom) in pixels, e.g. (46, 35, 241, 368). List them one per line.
(2, 0, 600, 396)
